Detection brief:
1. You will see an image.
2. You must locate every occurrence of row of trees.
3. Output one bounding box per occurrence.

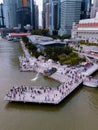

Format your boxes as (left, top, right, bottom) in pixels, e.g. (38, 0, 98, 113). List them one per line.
(79, 40, 98, 46)
(31, 29, 71, 40)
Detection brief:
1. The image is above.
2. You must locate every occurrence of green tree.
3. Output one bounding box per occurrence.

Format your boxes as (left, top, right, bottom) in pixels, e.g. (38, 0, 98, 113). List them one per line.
(22, 36, 29, 43)
(64, 45, 73, 55)
(31, 29, 50, 36)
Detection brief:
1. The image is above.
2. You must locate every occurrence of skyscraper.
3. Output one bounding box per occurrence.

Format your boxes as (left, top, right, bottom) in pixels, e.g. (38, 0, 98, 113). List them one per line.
(42, 0, 49, 29)
(90, 0, 98, 18)
(3, 0, 38, 30)
(45, 3, 50, 29)
(0, 3, 5, 27)
(49, 0, 60, 35)
(59, 0, 82, 35)
(16, 6, 31, 31)
(81, 0, 92, 19)
(35, 4, 39, 29)
(3, 0, 17, 28)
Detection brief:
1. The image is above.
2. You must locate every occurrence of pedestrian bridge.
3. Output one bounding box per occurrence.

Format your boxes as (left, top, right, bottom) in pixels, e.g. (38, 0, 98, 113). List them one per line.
(9, 32, 30, 37)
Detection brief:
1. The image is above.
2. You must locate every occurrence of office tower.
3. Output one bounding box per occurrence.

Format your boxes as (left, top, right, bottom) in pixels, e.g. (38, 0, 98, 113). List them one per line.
(3, 0, 17, 28)
(0, 3, 5, 27)
(59, 0, 82, 35)
(35, 4, 39, 29)
(90, 0, 98, 18)
(45, 3, 49, 29)
(16, 0, 37, 31)
(81, 0, 92, 19)
(42, 0, 49, 28)
(16, 7, 31, 31)
(49, 0, 60, 35)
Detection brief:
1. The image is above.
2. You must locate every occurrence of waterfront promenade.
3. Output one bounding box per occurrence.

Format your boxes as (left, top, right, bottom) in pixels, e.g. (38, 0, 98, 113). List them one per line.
(4, 41, 98, 104)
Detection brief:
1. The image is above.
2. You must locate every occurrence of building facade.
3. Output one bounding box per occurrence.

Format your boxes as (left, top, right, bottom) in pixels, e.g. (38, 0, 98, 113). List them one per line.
(42, 0, 49, 29)
(59, 0, 82, 36)
(34, 4, 39, 30)
(80, 0, 92, 19)
(16, 0, 36, 30)
(49, 0, 60, 35)
(72, 12, 98, 43)
(45, 3, 50, 29)
(90, 0, 98, 18)
(16, 7, 31, 31)
(0, 3, 5, 27)
(3, 0, 17, 28)
(3, 0, 38, 30)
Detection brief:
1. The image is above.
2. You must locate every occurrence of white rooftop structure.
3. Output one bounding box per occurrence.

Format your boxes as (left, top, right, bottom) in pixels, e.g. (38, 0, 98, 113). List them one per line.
(39, 41, 65, 46)
(27, 35, 53, 44)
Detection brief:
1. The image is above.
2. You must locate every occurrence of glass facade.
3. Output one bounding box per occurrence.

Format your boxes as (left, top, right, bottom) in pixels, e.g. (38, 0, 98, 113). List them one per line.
(49, 0, 60, 35)
(3, 0, 17, 28)
(0, 3, 5, 27)
(59, 0, 82, 35)
(3, 0, 36, 30)
(16, 7, 31, 31)
(81, 0, 92, 19)
(42, 0, 49, 28)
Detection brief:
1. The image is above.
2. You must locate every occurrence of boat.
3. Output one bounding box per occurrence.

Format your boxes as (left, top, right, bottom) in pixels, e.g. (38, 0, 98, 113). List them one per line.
(83, 77, 98, 87)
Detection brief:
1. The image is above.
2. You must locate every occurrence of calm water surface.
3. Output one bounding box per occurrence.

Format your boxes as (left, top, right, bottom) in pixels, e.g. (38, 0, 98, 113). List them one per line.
(0, 38, 98, 130)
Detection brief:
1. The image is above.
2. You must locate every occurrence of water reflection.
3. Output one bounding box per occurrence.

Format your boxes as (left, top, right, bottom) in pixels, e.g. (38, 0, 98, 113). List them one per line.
(84, 87, 98, 111)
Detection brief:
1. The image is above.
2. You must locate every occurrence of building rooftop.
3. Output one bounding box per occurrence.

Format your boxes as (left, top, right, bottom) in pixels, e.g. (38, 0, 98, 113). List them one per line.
(39, 41, 65, 46)
(27, 35, 53, 44)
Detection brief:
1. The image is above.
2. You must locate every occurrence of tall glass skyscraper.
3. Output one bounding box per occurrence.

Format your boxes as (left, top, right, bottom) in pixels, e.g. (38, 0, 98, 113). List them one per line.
(3, 0, 17, 28)
(81, 0, 92, 19)
(3, 0, 37, 30)
(91, 0, 98, 18)
(0, 3, 5, 27)
(42, 0, 49, 28)
(49, 0, 60, 35)
(59, 0, 82, 35)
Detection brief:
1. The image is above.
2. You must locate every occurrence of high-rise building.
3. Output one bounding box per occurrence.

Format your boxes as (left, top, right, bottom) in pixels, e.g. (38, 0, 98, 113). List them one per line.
(90, 0, 98, 18)
(49, 0, 60, 35)
(45, 3, 50, 29)
(17, 0, 38, 30)
(16, 6, 31, 31)
(3, 0, 17, 28)
(42, 0, 49, 29)
(3, 0, 37, 30)
(59, 0, 82, 35)
(0, 3, 5, 27)
(34, 4, 39, 29)
(81, 0, 92, 19)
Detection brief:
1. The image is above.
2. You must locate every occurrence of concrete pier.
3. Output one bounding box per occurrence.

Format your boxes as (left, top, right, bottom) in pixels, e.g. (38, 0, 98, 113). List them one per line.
(4, 64, 98, 104)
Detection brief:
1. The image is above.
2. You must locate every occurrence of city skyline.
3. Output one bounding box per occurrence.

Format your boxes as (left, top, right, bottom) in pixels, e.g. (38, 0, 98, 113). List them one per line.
(0, 0, 42, 11)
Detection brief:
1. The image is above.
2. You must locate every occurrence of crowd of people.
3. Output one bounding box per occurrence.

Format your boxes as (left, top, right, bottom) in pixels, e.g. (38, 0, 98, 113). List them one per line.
(5, 67, 83, 104)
